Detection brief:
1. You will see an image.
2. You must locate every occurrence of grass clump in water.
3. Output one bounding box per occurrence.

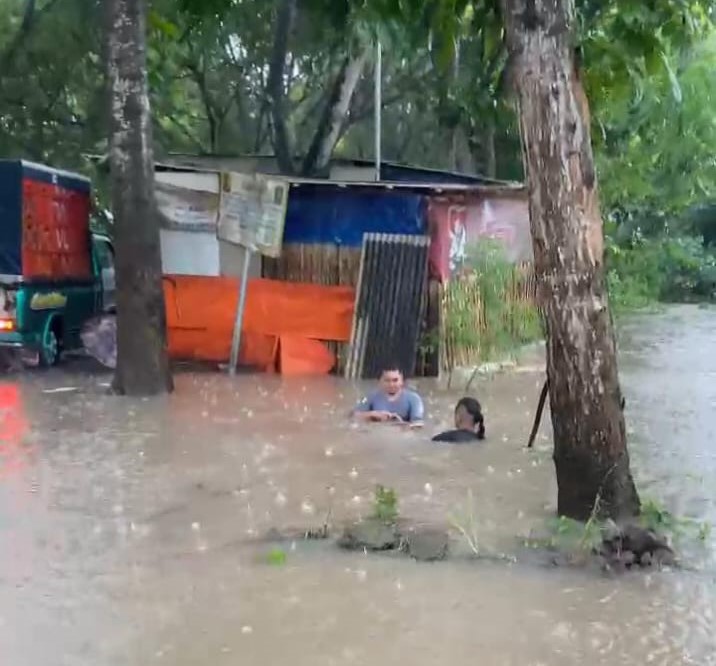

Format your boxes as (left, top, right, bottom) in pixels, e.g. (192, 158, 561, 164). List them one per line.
(265, 548, 287, 566)
(639, 498, 711, 544)
(371, 485, 399, 523)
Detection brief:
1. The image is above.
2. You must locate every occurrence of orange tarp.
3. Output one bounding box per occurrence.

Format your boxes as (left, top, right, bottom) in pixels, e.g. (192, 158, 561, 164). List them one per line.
(162, 275, 355, 374)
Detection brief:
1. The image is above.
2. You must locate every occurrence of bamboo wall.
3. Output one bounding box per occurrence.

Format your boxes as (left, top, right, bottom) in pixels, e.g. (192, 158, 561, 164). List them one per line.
(262, 244, 362, 286)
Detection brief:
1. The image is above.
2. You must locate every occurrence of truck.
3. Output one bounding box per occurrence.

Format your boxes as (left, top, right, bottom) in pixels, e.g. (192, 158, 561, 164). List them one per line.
(0, 160, 115, 366)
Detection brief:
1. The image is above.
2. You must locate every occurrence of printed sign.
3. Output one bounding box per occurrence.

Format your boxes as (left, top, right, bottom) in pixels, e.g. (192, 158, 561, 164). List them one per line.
(217, 172, 288, 258)
(30, 292, 67, 310)
(428, 194, 532, 281)
(156, 180, 220, 232)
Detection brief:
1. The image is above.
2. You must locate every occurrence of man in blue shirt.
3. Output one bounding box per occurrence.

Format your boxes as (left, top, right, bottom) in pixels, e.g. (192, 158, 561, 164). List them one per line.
(353, 365, 424, 426)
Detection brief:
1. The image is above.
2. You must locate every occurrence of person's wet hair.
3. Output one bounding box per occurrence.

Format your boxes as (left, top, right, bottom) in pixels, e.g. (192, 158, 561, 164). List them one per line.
(379, 362, 404, 377)
(456, 397, 485, 439)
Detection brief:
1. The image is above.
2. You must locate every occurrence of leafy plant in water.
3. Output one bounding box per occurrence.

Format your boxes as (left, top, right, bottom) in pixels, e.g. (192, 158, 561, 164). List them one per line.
(372, 485, 399, 523)
(265, 548, 287, 566)
(639, 497, 711, 544)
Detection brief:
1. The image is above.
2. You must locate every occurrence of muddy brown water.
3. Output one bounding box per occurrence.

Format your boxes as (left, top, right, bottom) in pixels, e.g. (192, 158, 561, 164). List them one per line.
(1, 305, 716, 665)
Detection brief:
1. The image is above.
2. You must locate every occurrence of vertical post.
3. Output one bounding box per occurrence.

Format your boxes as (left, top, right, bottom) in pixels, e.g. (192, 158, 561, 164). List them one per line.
(374, 39, 382, 182)
(228, 247, 252, 376)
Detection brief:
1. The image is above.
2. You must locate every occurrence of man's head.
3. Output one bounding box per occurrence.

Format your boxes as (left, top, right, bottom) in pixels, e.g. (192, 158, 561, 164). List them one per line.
(379, 365, 404, 396)
(454, 397, 485, 438)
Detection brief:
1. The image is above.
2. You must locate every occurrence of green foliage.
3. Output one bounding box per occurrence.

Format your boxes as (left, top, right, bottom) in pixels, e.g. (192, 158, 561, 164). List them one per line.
(371, 485, 399, 523)
(597, 37, 716, 226)
(264, 547, 288, 565)
(0, 0, 714, 210)
(639, 498, 711, 545)
(606, 231, 716, 310)
(443, 241, 542, 364)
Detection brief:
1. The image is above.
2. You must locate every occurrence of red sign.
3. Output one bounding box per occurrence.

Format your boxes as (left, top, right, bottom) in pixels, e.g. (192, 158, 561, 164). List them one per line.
(428, 193, 531, 282)
(21, 178, 91, 280)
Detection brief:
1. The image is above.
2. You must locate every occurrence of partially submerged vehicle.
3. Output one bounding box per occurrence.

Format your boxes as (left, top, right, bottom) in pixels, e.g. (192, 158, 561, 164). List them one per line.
(0, 160, 115, 366)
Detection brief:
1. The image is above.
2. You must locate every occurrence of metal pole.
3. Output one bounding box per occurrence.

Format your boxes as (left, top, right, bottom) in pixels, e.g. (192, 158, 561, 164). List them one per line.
(374, 39, 382, 182)
(228, 247, 252, 375)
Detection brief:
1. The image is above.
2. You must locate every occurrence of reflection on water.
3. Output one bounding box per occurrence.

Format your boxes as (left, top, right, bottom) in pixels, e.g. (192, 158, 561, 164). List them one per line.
(1, 305, 716, 665)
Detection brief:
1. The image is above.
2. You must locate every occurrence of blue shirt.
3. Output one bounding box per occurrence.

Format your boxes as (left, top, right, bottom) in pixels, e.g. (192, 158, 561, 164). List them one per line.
(354, 389, 425, 423)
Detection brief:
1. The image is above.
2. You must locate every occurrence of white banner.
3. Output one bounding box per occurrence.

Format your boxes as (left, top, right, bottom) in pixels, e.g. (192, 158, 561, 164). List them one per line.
(156, 180, 220, 232)
(217, 172, 288, 258)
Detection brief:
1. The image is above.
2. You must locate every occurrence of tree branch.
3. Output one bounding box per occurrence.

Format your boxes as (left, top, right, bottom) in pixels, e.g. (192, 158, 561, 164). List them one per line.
(301, 48, 370, 176)
(0, 0, 61, 71)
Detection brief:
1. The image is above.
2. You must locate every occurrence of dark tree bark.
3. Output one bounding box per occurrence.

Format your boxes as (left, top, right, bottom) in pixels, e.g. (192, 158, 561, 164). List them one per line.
(105, 0, 173, 396)
(301, 50, 369, 177)
(267, 0, 298, 174)
(503, 0, 639, 521)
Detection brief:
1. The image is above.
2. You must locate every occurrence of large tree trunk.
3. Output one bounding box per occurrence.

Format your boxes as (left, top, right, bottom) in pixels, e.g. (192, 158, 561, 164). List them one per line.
(301, 50, 369, 177)
(267, 0, 297, 175)
(106, 0, 173, 396)
(502, 0, 639, 521)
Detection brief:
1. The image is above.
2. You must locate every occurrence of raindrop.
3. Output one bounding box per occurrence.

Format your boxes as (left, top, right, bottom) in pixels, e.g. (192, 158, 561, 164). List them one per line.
(191, 522, 201, 531)
(275, 492, 287, 507)
(486, 466, 495, 475)
(349, 468, 358, 479)
(325, 447, 334, 457)
(424, 483, 433, 496)
(241, 625, 253, 635)
(301, 500, 315, 515)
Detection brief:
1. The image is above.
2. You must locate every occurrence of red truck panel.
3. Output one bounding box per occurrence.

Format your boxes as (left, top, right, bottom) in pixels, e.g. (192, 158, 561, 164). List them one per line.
(21, 177, 92, 280)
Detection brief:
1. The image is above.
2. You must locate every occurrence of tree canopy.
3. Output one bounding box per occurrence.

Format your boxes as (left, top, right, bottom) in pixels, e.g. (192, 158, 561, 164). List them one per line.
(0, 0, 714, 223)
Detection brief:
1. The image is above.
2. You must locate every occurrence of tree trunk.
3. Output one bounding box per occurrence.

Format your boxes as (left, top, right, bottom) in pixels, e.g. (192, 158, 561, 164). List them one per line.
(267, 0, 297, 175)
(502, 0, 639, 521)
(301, 50, 369, 177)
(105, 0, 173, 396)
(483, 118, 497, 178)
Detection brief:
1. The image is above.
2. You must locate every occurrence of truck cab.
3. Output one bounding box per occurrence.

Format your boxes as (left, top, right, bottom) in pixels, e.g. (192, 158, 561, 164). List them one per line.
(0, 159, 115, 367)
(0, 233, 115, 366)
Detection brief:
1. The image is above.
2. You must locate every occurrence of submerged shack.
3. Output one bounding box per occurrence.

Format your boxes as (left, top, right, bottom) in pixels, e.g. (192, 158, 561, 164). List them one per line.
(154, 156, 533, 376)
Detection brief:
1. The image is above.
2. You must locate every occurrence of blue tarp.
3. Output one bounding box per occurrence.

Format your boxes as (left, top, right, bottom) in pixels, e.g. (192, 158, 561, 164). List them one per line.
(283, 186, 426, 246)
(0, 161, 23, 277)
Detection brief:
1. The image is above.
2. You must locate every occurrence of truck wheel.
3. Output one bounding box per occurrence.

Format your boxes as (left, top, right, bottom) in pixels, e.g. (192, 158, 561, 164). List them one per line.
(39, 324, 61, 367)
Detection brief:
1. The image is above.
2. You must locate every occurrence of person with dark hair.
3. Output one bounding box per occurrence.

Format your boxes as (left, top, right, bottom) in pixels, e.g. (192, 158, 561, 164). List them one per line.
(432, 397, 485, 443)
(352, 364, 424, 426)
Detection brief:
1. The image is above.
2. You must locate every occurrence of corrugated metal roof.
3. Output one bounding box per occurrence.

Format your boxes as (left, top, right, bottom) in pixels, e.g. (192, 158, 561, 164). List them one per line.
(153, 162, 524, 194)
(158, 153, 518, 188)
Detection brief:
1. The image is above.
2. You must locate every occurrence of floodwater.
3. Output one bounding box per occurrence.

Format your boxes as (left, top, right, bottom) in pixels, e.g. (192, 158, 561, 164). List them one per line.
(1, 305, 716, 665)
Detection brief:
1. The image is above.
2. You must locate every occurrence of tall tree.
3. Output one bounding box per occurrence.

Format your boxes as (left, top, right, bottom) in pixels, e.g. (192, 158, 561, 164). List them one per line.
(105, 0, 173, 395)
(502, 0, 638, 520)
